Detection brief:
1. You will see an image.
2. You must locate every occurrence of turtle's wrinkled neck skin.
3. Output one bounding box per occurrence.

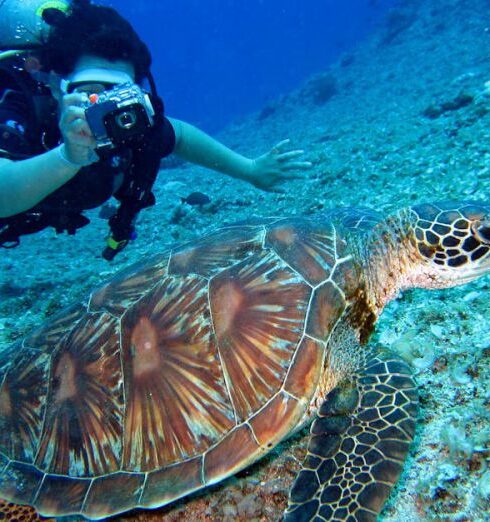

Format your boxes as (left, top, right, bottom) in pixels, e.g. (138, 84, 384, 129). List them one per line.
(361, 208, 420, 317)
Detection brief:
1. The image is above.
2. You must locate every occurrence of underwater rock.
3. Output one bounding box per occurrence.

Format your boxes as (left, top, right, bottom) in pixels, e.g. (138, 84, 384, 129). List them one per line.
(340, 53, 355, 67)
(301, 72, 339, 105)
(423, 91, 474, 119)
(258, 103, 278, 120)
(380, 6, 417, 46)
(0, 282, 24, 298)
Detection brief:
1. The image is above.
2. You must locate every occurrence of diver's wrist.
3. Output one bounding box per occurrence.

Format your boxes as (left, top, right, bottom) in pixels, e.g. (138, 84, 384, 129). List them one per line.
(51, 144, 82, 173)
(56, 144, 83, 168)
(239, 158, 259, 183)
(57, 144, 98, 168)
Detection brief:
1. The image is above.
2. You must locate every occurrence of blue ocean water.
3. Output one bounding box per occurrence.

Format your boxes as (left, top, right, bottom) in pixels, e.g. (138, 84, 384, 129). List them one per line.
(100, 0, 399, 132)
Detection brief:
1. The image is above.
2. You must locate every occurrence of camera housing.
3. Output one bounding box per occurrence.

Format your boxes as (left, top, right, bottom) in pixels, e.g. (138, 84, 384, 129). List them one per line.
(83, 83, 155, 150)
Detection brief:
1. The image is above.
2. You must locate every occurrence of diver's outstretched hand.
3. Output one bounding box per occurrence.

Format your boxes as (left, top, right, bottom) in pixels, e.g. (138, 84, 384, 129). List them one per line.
(247, 139, 312, 192)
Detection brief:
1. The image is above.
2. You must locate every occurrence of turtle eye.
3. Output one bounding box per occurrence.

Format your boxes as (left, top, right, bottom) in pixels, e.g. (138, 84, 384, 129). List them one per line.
(475, 221, 490, 244)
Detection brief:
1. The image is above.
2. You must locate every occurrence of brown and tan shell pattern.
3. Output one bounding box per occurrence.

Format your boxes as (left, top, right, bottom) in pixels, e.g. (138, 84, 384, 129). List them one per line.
(0, 215, 363, 519)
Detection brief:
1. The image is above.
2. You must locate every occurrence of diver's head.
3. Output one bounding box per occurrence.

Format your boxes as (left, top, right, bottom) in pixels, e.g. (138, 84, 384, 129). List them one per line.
(42, 0, 151, 84)
(0, 0, 70, 51)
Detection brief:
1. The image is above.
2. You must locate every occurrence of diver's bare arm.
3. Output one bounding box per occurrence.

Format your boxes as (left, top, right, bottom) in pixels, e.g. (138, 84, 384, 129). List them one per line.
(168, 118, 310, 191)
(0, 146, 80, 218)
(169, 118, 254, 182)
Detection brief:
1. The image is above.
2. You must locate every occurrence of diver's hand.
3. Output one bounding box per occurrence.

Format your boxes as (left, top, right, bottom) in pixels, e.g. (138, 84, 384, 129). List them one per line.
(59, 93, 98, 166)
(247, 139, 312, 192)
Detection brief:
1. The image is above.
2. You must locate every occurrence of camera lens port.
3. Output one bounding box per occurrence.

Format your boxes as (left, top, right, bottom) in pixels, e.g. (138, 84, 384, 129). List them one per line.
(115, 110, 137, 129)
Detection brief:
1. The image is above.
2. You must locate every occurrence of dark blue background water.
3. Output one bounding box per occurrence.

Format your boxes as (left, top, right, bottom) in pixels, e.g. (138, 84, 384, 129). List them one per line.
(101, 1, 398, 132)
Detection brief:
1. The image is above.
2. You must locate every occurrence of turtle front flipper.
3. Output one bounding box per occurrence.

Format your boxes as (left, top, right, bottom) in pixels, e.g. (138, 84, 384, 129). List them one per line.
(284, 351, 418, 522)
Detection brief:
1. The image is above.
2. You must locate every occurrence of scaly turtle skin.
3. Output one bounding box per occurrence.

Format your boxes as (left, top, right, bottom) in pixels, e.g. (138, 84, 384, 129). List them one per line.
(0, 201, 489, 521)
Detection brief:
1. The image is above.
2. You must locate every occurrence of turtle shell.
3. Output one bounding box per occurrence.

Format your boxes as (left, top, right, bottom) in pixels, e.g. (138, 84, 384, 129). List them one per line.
(0, 216, 362, 519)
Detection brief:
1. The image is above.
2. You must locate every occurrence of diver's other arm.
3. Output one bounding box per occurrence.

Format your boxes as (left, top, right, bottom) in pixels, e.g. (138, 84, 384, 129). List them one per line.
(0, 148, 81, 218)
(0, 93, 97, 218)
(168, 118, 311, 192)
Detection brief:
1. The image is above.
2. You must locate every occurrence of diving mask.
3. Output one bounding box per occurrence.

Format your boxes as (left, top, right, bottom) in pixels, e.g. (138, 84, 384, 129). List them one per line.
(60, 68, 134, 94)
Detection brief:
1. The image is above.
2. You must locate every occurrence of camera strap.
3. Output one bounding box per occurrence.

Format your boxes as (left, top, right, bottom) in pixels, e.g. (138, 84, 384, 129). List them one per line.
(147, 70, 159, 100)
(109, 126, 162, 243)
(107, 71, 165, 246)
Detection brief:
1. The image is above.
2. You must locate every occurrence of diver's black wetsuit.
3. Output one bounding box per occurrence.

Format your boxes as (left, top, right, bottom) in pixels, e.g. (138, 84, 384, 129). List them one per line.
(0, 65, 175, 254)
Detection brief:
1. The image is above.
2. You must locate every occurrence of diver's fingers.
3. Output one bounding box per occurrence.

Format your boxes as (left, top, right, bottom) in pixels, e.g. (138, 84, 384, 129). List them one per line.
(69, 119, 94, 141)
(61, 92, 88, 110)
(64, 134, 96, 150)
(62, 106, 87, 125)
(276, 150, 305, 162)
(70, 118, 87, 133)
(271, 138, 291, 152)
(282, 161, 313, 170)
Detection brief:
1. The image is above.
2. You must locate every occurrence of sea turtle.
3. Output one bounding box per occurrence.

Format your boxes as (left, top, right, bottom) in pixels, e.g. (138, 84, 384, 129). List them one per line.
(1, 200, 489, 521)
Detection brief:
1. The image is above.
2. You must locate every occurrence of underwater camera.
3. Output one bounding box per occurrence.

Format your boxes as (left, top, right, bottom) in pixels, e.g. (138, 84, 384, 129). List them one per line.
(83, 83, 155, 150)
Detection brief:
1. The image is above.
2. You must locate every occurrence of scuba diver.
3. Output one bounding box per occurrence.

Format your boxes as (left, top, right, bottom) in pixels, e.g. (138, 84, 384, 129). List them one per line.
(0, 0, 311, 260)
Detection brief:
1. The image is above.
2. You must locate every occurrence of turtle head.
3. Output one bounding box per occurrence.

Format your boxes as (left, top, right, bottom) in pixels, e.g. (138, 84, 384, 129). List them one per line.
(411, 201, 490, 287)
